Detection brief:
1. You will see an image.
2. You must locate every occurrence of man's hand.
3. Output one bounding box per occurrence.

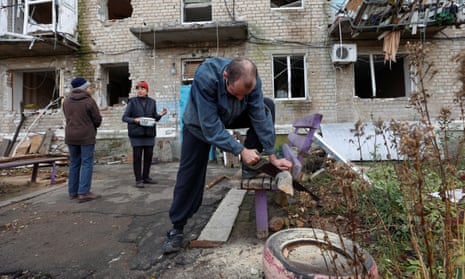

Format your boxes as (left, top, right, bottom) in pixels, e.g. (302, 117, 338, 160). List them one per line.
(240, 148, 260, 166)
(269, 154, 292, 171)
(160, 108, 168, 116)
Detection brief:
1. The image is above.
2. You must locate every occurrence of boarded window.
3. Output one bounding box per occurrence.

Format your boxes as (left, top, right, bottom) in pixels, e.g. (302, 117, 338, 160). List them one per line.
(182, 60, 203, 82)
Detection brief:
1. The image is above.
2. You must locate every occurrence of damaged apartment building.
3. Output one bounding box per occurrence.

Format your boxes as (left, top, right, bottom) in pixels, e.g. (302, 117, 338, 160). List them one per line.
(0, 0, 464, 161)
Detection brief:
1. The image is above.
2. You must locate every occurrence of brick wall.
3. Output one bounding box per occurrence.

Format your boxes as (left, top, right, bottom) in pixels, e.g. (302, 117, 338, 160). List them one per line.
(1, 0, 465, 159)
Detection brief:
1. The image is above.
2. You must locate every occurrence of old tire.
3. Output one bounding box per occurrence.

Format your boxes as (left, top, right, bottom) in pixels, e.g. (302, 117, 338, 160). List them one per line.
(263, 228, 378, 279)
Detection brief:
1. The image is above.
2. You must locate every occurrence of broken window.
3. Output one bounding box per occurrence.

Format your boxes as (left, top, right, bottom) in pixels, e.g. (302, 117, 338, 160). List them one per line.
(1, 0, 78, 38)
(29, 1, 52, 25)
(273, 55, 306, 99)
(9, 70, 60, 111)
(183, 0, 212, 23)
(101, 63, 131, 106)
(102, 0, 133, 20)
(24, 0, 56, 34)
(354, 54, 410, 99)
(271, 0, 302, 9)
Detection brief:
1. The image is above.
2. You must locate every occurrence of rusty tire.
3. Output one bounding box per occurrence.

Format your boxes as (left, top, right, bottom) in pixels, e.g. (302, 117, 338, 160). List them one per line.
(263, 228, 378, 279)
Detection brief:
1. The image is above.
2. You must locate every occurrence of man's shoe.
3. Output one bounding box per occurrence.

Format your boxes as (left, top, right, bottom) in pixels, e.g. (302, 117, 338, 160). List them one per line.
(162, 229, 183, 254)
(77, 192, 101, 203)
(143, 178, 158, 184)
(69, 193, 78, 200)
(135, 181, 145, 188)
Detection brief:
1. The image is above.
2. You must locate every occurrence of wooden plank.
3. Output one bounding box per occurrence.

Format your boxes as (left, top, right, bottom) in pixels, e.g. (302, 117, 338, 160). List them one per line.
(345, 0, 364, 12)
(0, 140, 10, 157)
(14, 140, 30, 156)
(0, 154, 48, 163)
(37, 129, 54, 155)
(29, 134, 44, 154)
(0, 156, 68, 169)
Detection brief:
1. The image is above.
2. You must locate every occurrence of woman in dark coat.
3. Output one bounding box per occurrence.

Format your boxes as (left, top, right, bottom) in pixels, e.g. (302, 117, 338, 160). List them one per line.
(63, 77, 102, 202)
(122, 81, 167, 188)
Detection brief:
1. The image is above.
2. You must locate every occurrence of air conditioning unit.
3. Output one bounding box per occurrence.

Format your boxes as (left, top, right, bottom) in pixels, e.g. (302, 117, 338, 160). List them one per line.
(331, 44, 357, 64)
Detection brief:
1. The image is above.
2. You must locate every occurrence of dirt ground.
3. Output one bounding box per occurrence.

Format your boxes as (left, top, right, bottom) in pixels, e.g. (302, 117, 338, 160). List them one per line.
(0, 168, 68, 203)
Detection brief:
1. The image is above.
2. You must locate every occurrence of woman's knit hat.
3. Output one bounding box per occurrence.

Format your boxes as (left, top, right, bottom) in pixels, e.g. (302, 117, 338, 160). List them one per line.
(136, 81, 149, 92)
(71, 77, 91, 91)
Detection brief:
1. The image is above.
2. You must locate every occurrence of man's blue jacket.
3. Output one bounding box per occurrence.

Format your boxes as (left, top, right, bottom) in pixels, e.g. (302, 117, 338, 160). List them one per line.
(182, 57, 276, 155)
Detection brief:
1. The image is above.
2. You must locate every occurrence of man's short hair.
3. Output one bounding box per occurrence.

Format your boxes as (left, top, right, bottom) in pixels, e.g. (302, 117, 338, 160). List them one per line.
(225, 58, 258, 90)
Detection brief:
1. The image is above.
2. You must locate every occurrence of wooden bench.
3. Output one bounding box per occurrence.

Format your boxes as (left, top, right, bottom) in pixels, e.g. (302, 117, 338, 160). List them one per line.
(252, 113, 322, 238)
(0, 155, 68, 185)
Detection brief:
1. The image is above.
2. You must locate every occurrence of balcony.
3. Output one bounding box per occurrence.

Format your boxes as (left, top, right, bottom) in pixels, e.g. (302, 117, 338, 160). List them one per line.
(0, 0, 79, 59)
(0, 32, 79, 59)
(130, 21, 248, 49)
(328, 0, 462, 40)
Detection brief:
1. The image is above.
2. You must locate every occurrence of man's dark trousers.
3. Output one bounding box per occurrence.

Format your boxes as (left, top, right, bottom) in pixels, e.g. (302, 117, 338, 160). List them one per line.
(168, 98, 275, 230)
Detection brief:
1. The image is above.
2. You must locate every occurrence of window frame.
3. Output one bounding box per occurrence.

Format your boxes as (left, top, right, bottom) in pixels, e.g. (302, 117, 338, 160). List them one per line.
(270, 0, 303, 10)
(181, 59, 204, 84)
(182, 0, 212, 24)
(272, 54, 307, 100)
(354, 53, 412, 99)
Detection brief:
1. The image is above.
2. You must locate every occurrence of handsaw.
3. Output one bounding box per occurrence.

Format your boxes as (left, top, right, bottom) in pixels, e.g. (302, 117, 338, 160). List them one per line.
(247, 156, 320, 201)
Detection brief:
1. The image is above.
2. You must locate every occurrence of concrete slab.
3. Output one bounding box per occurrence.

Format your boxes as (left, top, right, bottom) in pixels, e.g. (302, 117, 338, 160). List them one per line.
(320, 122, 399, 161)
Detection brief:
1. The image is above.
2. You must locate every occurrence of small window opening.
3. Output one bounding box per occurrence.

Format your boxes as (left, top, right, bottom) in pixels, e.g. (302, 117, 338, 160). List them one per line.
(107, 0, 133, 20)
(29, 2, 53, 24)
(271, 0, 302, 9)
(183, 0, 212, 23)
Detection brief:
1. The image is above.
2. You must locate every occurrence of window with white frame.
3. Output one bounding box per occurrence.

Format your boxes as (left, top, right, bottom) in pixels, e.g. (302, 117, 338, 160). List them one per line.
(271, 0, 302, 9)
(183, 0, 212, 23)
(273, 55, 306, 99)
(354, 54, 412, 99)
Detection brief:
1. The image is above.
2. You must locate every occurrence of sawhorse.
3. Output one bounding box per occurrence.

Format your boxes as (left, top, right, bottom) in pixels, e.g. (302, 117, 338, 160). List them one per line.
(229, 113, 323, 239)
(239, 175, 277, 239)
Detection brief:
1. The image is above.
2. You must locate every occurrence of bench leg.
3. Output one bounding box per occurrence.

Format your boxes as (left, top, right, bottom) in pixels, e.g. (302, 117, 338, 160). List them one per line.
(31, 163, 39, 183)
(51, 161, 57, 185)
(255, 190, 269, 239)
